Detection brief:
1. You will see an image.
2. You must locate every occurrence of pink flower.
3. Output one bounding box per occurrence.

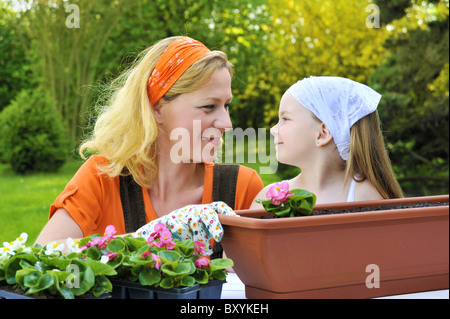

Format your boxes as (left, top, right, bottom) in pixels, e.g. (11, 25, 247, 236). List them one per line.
(266, 182, 294, 205)
(147, 223, 167, 244)
(193, 241, 206, 256)
(152, 253, 162, 270)
(100, 252, 118, 264)
(152, 228, 176, 250)
(105, 252, 118, 260)
(80, 225, 117, 251)
(141, 251, 161, 269)
(104, 225, 117, 238)
(142, 251, 152, 259)
(100, 225, 117, 246)
(160, 229, 176, 250)
(195, 257, 211, 269)
(79, 237, 102, 251)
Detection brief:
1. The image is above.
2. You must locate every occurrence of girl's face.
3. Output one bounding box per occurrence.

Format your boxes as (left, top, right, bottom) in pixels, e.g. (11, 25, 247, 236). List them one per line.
(157, 67, 233, 163)
(271, 91, 320, 167)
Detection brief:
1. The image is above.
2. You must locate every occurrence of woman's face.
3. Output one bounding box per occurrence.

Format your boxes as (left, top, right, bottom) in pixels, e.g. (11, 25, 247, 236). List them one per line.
(157, 67, 233, 163)
(271, 91, 320, 166)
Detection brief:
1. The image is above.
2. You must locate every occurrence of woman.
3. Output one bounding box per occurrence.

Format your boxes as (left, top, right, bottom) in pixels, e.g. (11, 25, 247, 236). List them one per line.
(36, 36, 263, 245)
(251, 76, 403, 207)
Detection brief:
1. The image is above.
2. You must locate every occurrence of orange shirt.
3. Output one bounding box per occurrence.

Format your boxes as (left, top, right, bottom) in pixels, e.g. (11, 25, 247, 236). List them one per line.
(49, 155, 263, 237)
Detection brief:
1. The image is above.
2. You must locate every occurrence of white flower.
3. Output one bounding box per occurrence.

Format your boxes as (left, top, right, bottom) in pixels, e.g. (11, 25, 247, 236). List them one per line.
(1, 233, 29, 257)
(100, 255, 109, 264)
(45, 242, 65, 256)
(1, 241, 15, 256)
(14, 233, 28, 246)
(66, 238, 81, 254)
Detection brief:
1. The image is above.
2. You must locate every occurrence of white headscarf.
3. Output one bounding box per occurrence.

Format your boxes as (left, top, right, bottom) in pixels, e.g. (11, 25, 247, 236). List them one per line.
(287, 76, 381, 161)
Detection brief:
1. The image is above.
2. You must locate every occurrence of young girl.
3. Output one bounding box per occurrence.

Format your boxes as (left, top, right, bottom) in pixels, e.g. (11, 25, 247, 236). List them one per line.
(251, 76, 403, 207)
(36, 36, 263, 245)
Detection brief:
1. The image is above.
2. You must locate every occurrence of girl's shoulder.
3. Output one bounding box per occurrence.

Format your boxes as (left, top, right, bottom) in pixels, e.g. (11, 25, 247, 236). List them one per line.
(354, 178, 384, 201)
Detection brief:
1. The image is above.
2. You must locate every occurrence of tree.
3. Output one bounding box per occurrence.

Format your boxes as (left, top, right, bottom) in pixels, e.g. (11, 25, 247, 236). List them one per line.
(370, 0, 449, 195)
(6, 0, 259, 143)
(237, 0, 391, 127)
(0, 3, 33, 111)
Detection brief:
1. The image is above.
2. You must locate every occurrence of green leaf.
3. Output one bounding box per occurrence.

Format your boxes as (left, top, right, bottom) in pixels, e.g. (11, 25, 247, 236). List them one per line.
(4, 253, 38, 284)
(193, 269, 209, 284)
(289, 190, 316, 216)
(92, 276, 113, 297)
(39, 256, 72, 270)
(84, 258, 117, 276)
(58, 285, 75, 299)
(259, 189, 316, 217)
(107, 239, 125, 253)
(180, 275, 196, 287)
(209, 258, 234, 271)
(174, 240, 195, 257)
(67, 260, 95, 296)
(160, 261, 195, 276)
(138, 267, 161, 286)
(123, 235, 147, 251)
(159, 277, 174, 289)
(86, 246, 102, 260)
(159, 250, 181, 265)
(210, 270, 227, 281)
(17, 269, 40, 288)
(107, 253, 124, 269)
(47, 271, 74, 299)
(26, 272, 54, 294)
(16, 268, 38, 288)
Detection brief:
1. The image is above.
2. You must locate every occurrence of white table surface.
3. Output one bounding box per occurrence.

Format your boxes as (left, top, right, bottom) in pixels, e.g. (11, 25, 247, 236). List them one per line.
(221, 273, 449, 299)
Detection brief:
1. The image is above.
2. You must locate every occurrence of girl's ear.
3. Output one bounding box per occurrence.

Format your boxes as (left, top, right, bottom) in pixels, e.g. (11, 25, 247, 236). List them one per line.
(316, 123, 333, 146)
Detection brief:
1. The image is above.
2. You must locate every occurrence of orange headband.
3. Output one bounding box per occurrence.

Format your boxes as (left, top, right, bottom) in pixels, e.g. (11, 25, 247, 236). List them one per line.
(147, 37, 211, 106)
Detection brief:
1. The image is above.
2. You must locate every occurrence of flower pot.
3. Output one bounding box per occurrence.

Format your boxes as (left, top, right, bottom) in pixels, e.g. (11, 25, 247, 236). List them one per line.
(219, 195, 449, 299)
(111, 280, 225, 299)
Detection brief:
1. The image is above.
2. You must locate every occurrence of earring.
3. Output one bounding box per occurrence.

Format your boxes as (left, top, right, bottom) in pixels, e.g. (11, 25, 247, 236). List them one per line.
(316, 141, 320, 145)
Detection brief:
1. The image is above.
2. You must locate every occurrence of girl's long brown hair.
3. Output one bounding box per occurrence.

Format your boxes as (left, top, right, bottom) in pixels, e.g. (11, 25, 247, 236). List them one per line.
(345, 111, 404, 199)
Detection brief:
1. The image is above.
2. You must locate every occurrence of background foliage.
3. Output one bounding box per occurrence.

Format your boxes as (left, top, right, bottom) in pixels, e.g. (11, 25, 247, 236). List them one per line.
(0, 89, 68, 173)
(0, 0, 448, 196)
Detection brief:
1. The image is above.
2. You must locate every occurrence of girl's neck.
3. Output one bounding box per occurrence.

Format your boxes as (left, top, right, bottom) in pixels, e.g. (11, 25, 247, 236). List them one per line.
(290, 161, 350, 204)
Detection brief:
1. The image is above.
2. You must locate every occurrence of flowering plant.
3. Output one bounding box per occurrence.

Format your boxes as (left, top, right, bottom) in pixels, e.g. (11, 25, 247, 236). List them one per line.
(256, 181, 317, 217)
(109, 223, 233, 289)
(0, 224, 233, 299)
(0, 232, 116, 299)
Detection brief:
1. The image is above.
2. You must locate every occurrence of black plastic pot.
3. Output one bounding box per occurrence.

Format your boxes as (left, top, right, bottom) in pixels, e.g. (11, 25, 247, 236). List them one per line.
(0, 286, 110, 299)
(0, 289, 33, 299)
(111, 280, 225, 299)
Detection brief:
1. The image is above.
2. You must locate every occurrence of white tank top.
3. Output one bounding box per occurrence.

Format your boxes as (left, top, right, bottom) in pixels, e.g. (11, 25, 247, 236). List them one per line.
(346, 178, 357, 202)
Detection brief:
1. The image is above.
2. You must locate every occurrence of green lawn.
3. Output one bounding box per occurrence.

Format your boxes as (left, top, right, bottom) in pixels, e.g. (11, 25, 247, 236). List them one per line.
(0, 150, 280, 244)
(0, 158, 84, 244)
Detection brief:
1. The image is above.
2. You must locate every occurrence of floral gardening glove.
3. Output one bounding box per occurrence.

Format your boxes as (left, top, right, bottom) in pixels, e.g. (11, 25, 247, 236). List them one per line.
(135, 201, 237, 255)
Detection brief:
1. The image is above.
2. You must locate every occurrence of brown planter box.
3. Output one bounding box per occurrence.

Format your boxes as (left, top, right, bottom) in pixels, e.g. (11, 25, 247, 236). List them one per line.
(219, 195, 449, 299)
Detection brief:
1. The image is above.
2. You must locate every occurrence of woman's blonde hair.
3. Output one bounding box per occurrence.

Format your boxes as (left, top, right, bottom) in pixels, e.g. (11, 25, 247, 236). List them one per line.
(80, 36, 233, 188)
(345, 111, 404, 199)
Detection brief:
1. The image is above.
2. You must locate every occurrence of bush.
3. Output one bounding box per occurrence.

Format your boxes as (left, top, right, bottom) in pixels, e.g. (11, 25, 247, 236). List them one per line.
(0, 89, 68, 174)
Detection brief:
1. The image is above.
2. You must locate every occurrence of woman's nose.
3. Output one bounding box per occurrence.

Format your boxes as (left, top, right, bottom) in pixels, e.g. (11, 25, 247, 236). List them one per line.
(214, 107, 233, 132)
